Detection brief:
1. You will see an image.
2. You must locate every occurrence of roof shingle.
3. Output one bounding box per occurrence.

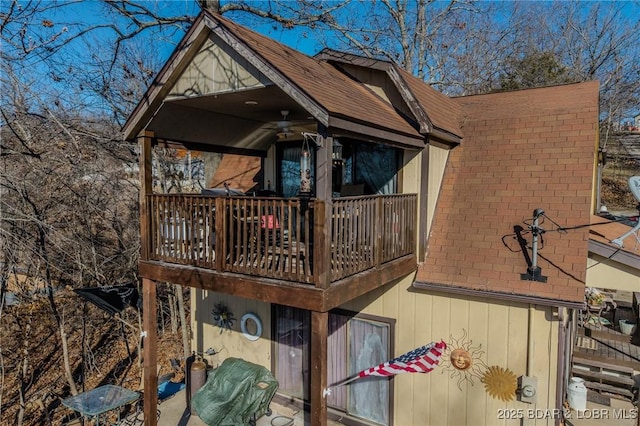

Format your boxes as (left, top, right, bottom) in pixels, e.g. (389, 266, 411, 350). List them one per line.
(416, 82, 600, 303)
(209, 13, 422, 139)
(394, 67, 463, 138)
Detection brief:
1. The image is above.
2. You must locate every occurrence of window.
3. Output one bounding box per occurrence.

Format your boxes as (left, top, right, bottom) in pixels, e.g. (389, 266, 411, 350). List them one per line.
(276, 142, 315, 198)
(342, 141, 400, 195)
(275, 140, 400, 198)
(274, 306, 393, 425)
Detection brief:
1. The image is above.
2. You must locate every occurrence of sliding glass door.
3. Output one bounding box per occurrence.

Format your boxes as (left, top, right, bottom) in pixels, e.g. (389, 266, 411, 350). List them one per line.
(274, 306, 393, 425)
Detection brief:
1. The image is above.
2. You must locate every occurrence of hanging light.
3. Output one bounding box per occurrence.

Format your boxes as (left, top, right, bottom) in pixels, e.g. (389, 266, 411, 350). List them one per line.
(332, 139, 343, 161)
(276, 110, 294, 140)
(332, 139, 343, 193)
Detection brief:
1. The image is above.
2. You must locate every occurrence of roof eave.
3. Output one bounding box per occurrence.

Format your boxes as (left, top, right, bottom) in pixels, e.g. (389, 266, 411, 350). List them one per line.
(203, 13, 329, 128)
(589, 239, 640, 270)
(413, 280, 584, 309)
(328, 116, 424, 149)
(122, 15, 209, 140)
(429, 128, 461, 146)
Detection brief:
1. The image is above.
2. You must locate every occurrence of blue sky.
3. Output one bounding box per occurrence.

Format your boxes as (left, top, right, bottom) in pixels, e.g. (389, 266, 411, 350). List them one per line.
(5, 0, 638, 122)
(42, 1, 322, 60)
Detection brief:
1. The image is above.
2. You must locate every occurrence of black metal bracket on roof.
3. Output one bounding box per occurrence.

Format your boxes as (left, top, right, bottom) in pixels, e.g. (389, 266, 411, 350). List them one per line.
(518, 209, 548, 283)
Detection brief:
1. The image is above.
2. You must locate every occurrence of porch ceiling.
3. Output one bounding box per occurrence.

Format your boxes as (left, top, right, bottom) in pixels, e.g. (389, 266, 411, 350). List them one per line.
(146, 85, 317, 152)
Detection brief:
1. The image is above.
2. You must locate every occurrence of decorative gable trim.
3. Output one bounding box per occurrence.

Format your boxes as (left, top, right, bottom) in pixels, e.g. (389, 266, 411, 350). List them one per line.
(203, 14, 329, 127)
(387, 66, 433, 134)
(123, 17, 210, 140)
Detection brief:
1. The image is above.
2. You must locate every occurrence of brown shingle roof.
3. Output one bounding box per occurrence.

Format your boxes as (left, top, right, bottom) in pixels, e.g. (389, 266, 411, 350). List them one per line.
(394, 67, 463, 138)
(208, 13, 422, 139)
(208, 154, 261, 192)
(416, 82, 600, 303)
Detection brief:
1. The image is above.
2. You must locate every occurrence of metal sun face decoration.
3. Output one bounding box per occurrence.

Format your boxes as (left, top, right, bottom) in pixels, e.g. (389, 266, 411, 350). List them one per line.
(441, 329, 487, 389)
(441, 330, 518, 402)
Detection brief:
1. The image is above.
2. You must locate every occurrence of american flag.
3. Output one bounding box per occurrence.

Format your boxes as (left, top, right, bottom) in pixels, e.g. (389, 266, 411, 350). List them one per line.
(358, 340, 447, 377)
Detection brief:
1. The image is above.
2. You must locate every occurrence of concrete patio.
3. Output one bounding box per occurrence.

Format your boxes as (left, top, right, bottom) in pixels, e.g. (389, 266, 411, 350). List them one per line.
(153, 388, 344, 426)
(126, 386, 638, 426)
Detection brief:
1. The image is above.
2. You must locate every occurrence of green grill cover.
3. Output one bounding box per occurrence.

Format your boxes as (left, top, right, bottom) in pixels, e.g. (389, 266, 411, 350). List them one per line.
(191, 357, 279, 426)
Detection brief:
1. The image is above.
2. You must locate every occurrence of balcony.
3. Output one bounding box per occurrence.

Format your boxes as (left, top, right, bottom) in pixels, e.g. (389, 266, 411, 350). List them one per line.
(142, 193, 417, 289)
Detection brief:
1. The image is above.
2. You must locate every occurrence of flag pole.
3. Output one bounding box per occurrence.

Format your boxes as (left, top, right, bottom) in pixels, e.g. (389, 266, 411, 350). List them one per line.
(323, 341, 447, 398)
(323, 373, 361, 398)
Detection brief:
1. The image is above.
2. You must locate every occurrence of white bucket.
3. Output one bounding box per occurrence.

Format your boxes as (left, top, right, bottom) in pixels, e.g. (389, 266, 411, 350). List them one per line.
(620, 320, 636, 336)
(567, 377, 587, 411)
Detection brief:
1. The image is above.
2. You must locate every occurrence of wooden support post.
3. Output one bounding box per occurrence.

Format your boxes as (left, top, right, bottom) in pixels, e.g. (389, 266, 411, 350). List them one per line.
(310, 310, 328, 426)
(418, 145, 429, 260)
(312, 200, 327, 289)
(314, 133, 332, 289)
(142, 278, 158, 426)
(138, 131, 154, 260)
(214, 196, 224, 272)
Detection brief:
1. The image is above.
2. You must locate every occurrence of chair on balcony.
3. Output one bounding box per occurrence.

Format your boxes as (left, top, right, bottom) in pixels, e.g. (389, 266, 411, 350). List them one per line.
(260, 213, 281, 246)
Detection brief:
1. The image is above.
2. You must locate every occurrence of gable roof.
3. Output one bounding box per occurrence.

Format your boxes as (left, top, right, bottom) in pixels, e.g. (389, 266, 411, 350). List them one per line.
(124, 11, 424, 147)
(315, 49, 463, 142)
(207, 14, 427, 142)
(415, 82, 600, 304)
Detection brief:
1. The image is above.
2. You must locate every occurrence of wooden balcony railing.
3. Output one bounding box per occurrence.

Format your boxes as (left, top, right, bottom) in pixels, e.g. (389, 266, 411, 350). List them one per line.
(145, 193, 416, 286)
(330, 194, 416, 281)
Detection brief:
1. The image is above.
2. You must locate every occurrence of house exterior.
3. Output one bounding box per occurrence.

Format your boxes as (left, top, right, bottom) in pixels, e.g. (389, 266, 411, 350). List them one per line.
(123, 10, 600, 426)
(587, 214, 640, 294)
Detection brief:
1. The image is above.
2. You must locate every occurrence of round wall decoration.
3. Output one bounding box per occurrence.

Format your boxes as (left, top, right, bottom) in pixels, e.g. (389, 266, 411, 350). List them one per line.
(450, 348, 473, 371)
(240, 312, 263, 341)
(440, 329, 487, 390)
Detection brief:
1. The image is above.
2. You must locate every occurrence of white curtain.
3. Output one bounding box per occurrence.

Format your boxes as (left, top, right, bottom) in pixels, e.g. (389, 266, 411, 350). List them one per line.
(275, 309, 391, 425)
(348, 318, 390, 424)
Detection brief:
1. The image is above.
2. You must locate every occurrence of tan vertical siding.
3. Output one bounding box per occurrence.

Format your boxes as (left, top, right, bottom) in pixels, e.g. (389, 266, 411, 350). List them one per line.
(170, 36, 270, 98)
(426, 145, 449, 235)
(586, 255, 640, 292)
(343, 276, 560, 426)
(339, 64, 415, 120)
(191, 289, 272, 369)
(192, 278, 560, 426)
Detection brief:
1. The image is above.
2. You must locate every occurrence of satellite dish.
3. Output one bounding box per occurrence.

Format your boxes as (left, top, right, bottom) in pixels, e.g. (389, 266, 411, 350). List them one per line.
(629, 176, 640, 202)
(610, 176, 640, 248)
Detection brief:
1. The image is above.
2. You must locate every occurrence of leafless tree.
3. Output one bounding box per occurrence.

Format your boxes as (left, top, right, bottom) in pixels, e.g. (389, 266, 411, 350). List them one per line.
(2, 1, 639, 423)
(0, 56, 140, 421)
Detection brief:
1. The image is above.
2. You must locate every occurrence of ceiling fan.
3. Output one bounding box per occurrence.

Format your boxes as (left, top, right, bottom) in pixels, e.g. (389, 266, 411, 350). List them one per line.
(276, 110, 294, 139)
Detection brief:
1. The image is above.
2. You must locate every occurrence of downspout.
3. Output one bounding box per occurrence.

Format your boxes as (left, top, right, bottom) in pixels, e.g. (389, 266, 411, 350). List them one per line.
(527, 304, 535, 376)
(556, 308, 566, 426)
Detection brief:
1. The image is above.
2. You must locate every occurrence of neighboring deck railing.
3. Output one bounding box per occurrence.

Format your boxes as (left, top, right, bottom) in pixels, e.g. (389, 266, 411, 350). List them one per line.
(145, 193, 416, 286)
